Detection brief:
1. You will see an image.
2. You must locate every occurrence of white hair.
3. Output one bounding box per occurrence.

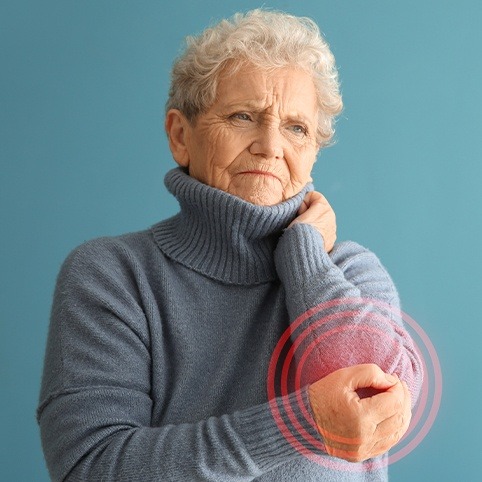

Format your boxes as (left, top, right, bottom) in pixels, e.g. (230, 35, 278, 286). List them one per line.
(166, 9, 343, 147)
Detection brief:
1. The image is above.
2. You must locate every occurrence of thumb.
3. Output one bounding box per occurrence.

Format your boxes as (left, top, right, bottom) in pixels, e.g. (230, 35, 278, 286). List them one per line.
(347, 364, 399, 391)
(298, 199, 309, 215)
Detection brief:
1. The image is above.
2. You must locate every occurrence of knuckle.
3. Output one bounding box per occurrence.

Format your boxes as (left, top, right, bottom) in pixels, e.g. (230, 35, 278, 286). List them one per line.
(390, 428, 403, 445)
(364, 363, 381, 376)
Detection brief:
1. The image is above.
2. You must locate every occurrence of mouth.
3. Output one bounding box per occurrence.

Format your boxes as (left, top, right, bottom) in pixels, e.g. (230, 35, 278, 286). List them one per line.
(239, 170, 280, 180)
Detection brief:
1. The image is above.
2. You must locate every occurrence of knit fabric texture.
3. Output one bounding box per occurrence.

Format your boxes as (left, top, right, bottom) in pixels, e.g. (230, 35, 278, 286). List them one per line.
(37, 167, 422, 481)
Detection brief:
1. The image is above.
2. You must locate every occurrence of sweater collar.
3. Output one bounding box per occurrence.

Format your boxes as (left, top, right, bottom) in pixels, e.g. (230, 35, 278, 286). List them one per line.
(152, 167, 313, 285)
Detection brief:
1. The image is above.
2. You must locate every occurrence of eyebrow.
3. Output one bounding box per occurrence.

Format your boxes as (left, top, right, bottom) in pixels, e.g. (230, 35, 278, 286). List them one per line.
(223, 101, 315, 125)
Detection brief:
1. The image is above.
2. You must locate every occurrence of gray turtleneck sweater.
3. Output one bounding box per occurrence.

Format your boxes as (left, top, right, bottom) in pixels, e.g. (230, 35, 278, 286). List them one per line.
(37, 168, 422, 481)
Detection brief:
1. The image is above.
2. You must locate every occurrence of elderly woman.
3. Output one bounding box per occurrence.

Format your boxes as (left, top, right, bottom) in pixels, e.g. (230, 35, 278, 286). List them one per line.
(38, 9, 422, 482)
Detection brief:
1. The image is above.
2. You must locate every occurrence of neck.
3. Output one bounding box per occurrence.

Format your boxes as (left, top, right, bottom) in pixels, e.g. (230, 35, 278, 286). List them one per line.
(152, 168, 313, 285)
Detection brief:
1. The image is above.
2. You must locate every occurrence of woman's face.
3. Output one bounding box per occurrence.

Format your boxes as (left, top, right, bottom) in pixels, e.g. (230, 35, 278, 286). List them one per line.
(168, 63, 320, 205)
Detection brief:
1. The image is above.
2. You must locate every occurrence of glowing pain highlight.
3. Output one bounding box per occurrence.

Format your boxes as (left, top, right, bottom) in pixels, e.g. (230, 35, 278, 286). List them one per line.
(266, 297, 442, 471)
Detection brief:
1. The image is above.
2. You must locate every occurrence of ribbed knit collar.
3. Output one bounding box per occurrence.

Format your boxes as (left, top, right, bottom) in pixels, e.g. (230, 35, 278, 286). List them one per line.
(152, 167, 313, 285)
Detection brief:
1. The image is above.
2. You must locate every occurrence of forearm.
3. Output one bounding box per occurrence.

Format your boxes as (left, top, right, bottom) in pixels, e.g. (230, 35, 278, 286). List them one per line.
(274, 223, 423, 401)
(38, 387, 316, 482)
(275, 224, 399, 313)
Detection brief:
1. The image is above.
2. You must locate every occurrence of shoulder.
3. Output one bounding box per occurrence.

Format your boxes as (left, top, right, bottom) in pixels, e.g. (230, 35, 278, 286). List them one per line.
(58, 228, 159, 285)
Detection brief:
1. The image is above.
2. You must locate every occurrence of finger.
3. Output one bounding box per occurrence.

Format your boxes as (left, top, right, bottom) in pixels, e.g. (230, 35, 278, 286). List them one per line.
(298, 198, 309, 215)
(299, 192, 326, 213)
(359, 383, 405, 423)
(309, 193, 332, 213)
(294, 192, 316, 217)
(312, 191, 330, 205)
(368, 404, 409, 458)
(373, 408, 406, 440)
(369, 411, 410, 457)
(347, 364, 399, 392)
(368, 429, 403, 459)
(304, 190, 331, 207)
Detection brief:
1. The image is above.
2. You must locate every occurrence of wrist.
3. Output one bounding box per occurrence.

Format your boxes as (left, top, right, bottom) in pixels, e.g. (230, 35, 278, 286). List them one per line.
(275, 223, 334, 288)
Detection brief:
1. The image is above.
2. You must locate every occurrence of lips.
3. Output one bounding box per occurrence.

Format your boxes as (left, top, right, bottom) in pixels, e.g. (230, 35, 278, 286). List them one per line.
(239, 170, 280, 180)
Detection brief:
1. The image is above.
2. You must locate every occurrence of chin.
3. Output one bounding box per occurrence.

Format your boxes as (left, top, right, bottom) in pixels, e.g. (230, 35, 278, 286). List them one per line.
(235, 190, 282, 206)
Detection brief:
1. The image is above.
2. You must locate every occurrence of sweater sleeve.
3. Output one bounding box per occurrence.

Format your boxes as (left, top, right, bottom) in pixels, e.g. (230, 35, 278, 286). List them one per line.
(37, 239, 322, 482)
(274, 223, 423, 402)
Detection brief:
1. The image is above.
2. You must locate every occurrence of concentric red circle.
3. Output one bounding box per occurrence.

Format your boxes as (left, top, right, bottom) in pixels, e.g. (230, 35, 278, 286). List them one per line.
(266, 297, 442, 472)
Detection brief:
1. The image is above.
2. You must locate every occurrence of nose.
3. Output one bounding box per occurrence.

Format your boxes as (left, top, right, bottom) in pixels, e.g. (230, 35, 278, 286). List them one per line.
(249, 124, 284, 160)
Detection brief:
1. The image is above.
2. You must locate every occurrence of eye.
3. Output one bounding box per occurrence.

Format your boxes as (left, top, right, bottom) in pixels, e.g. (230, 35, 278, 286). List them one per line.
(230, 112, 253, 122)
(288, 124, 308, 136)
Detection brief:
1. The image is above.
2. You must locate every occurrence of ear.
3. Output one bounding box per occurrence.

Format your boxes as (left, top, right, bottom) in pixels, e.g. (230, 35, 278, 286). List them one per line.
(165, 109, 191, 168)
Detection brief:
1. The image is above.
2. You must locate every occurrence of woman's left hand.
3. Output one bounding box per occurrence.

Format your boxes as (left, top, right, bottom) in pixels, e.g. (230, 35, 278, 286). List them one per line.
(289, 191, 337, 252)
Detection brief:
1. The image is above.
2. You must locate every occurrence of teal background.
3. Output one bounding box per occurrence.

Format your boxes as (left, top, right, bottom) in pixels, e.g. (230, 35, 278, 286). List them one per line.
(2, 0, 481, 480)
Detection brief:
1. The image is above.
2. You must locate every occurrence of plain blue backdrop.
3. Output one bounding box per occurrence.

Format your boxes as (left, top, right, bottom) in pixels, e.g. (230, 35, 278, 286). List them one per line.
(2, 1, 481, 480)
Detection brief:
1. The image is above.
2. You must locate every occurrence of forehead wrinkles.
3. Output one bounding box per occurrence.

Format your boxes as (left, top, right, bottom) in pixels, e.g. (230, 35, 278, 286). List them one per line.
(238, 76, 294, 107)
(215, 65, 317, 121)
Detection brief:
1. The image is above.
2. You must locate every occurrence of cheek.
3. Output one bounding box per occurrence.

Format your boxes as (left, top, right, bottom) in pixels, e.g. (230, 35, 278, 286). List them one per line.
(189, 128, 248, 188)
(189, 129, 223, 171)
(286, 147, 317, 180)
(205, 129, 246, 166)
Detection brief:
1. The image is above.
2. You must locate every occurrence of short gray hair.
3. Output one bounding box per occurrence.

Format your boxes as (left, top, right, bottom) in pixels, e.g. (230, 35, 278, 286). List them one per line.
(166, 9, 343, 147)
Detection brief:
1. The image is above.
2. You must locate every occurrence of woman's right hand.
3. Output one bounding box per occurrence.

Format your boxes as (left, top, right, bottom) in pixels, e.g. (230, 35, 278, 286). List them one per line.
(308, 364, 412, 462)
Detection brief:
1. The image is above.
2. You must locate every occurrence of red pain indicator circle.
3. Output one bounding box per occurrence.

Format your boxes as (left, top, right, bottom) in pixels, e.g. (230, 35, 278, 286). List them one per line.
(266, 297, 442, 472)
